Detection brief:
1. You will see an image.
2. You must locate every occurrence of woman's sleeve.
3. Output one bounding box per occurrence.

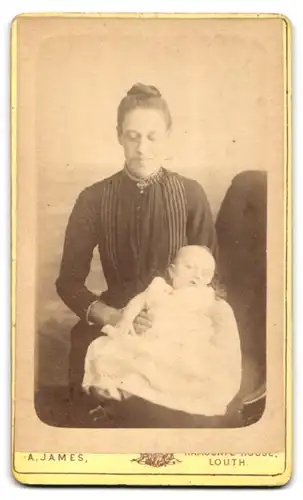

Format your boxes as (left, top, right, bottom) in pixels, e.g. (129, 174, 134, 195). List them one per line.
(184, 179, 218, 259)
(55, 186, 101, 320)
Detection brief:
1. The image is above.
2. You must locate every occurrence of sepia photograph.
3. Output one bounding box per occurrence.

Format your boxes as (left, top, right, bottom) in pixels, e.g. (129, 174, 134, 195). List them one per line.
(12, 13, 290, 471)
(29, 15, 270, 430)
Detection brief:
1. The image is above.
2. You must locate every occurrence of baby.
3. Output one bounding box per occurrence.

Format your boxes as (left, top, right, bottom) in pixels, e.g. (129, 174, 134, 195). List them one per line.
(103, 245, 216, 341)
(82, 246, 241, 416)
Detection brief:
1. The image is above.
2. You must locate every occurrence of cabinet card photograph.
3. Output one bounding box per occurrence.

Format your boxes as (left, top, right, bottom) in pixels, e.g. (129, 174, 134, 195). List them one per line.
(12, 13, 291, 486)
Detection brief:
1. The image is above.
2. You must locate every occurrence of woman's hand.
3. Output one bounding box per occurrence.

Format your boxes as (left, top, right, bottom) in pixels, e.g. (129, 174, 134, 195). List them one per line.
(88, 301, 122, 328)
(133, 308, 153, 335)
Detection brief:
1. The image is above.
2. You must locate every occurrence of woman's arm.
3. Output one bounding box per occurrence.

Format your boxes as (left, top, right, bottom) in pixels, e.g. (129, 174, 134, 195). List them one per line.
(56, 185, 119, 326)
(87, 300, 122, 327)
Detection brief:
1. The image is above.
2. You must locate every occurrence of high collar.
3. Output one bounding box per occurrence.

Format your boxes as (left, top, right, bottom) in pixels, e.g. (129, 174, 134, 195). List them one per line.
(123, 164, 165, 191)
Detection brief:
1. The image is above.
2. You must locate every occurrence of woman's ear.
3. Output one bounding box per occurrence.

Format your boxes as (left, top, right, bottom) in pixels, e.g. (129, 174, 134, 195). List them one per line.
(117, 127, 123, 145)
(165, 125, 172, 138)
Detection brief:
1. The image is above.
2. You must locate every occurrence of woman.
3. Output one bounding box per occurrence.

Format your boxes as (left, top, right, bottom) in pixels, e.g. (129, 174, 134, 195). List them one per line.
(56, 83, 219, 426)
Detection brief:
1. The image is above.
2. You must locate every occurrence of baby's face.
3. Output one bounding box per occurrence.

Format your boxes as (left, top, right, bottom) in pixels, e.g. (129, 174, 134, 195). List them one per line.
(170, 248, 215, 289)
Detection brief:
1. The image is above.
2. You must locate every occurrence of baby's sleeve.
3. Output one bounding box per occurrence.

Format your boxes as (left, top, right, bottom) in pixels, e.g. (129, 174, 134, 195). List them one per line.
(145, 277, 172, 307)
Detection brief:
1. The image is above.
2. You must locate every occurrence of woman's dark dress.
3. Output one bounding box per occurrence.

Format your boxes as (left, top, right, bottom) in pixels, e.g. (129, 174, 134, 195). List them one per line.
(56, 167, 225, 427)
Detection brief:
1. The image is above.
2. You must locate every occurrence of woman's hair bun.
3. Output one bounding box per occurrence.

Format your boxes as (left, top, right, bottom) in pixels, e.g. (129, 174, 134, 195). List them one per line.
(117, 82, 171, 133)
(127, 83, 161, 98)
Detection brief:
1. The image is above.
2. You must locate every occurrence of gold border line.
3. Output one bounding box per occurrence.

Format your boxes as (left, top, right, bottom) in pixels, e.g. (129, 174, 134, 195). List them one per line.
(11, 12, 292, 487)
(10, 17, 17, 483)
(284, 13, 293, 486)
(11, 12, 292, 20)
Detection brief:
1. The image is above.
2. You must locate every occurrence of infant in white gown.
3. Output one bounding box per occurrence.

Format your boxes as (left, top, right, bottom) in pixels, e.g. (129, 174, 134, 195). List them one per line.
(82, 246, 242, 416)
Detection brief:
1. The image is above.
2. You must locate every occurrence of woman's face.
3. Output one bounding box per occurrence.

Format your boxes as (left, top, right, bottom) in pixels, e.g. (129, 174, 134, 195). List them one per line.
(118, 107, 170, 179)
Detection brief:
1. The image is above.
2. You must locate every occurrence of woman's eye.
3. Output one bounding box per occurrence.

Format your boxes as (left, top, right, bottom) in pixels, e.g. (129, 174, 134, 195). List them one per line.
(126, 132, 139, 141)
(148, 134, 157, 142)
